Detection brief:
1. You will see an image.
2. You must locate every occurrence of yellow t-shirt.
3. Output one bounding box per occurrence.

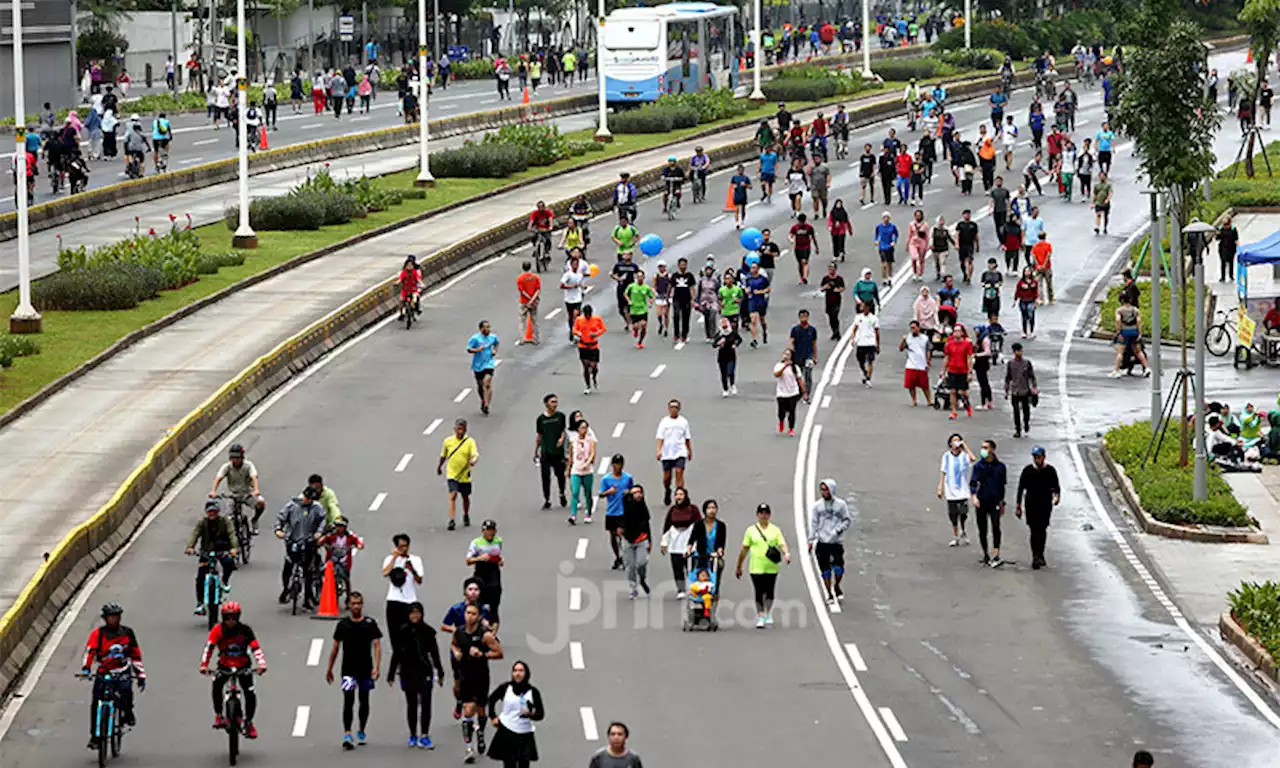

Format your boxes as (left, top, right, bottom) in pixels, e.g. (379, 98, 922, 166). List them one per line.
(742, 522, 786, 575)
(563, 228, 585, 250)
(441, 435, 478, 482)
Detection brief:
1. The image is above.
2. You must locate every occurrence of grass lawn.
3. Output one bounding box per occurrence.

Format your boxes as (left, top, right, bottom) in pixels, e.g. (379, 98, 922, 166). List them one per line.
(1096, 278, 1207, 341)
(0, 82, 920, 417)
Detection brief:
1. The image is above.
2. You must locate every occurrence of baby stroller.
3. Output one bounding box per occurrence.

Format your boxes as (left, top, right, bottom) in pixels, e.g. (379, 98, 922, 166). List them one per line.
(680, 553, 721, 632)
(931, 369, 971, 411)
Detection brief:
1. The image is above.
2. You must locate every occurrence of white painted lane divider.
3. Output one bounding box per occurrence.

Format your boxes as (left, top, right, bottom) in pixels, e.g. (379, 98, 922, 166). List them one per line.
(192, 138, 218, 146)
(844, 643, 868, 672)
(394, 453, 413, 473)
(673, 341, 685, 351)
(575, 538, 589, 560)
(831, 343, 856, 387)
(612, 422, 626, 439)
(369, 492, 388, 512)
(649, 364, 666, 379)
(629, 389, 643, 405)
(596, 455, 610, 475)
(569, 641, 585, 670)
(306, 638, 324, 667)
(453, 388, 471, 403)
(568, 586, 583, 611)
(292, 705, 310, 737)
(821, 395, 832, 409)
(677, 230, 693, 240)
(878, 707, 908, 742)
(545, 307, 563, 320)
(710, 214, 726, 224)
(580, 706, 599, 741)
(424, 418, 443, 435)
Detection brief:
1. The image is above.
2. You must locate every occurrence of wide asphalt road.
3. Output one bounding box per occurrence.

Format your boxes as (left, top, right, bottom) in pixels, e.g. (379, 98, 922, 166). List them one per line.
(3, 50, 1277, 768)
(1, 74, 594, 210)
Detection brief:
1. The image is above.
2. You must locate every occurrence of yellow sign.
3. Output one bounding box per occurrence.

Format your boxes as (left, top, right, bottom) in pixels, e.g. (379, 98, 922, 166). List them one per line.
(1237, 307, 1256, 347)
(599, 15, 606, 26)
(418, 45, 427, 57)
(15, 127, 25, 142)
(237, 77, 247, 91)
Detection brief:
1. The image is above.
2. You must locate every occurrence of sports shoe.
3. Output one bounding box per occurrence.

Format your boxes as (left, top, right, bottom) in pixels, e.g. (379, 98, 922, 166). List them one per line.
(343, 734, 356, 750)
(788, 428, 796, 436)
(408, 736, 419, 748)
(730, 385, 738, 395)
(194, 604, 206, 615)
(213, 715, 227, 729)
(357, 731, 367, 746)
(245, 723, 259, 739)
(464, 514, 471, 527)
(465, 746, 476, 763)
(629, 589, 639, 599)
(949, 412, 958, 420)
(567, 516, 576, 526)
(583, 387, 591, 395)
(756, 616, 766, 628)
(559, 494, 568, 507)
(676, 590, 686, 599)
(966, 405, 973, 417)
(961, 533, 970, 545)
(87, 738, 101, 750)
(641, 579, 650, 595)
(453, 702, 462, 720)
(948, 537, 960, 547)
(765, 612, 774, 626)
(541, 500, 551, 510)
(419, 736, 434, 750)
(584, 514, 593, 524)
(990, 556, 1003, 568)
(447, 520, 457, 531)
(722, 390, 730, 398)
(778, 421, 785, 433)
(477, 728, 486, 754)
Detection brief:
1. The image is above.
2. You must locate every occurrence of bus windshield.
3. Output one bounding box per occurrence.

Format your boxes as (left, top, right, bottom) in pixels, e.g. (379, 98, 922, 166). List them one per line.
(604, 20, 661, 50)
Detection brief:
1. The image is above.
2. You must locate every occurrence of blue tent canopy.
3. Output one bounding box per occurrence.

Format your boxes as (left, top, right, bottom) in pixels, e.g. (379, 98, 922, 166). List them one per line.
(1237, 229, 1280, 266)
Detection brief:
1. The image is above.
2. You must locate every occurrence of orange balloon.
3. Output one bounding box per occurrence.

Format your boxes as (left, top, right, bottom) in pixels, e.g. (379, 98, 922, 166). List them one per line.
(588, 263, 600, 277)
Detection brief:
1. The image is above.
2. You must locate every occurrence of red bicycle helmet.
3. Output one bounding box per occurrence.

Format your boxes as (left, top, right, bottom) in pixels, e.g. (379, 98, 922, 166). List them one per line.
(221, 600, 242, 616)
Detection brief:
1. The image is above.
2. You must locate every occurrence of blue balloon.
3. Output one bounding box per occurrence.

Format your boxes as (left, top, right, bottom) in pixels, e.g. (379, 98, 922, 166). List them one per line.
(745, 251, 761, 266)
(740, 227, 763, 251)
(639, 233, 664, 257)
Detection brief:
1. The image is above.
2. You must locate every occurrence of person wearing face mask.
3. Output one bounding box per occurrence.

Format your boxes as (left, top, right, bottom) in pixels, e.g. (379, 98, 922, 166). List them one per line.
(937, 434, 976, 547)
(807, 479, 851, 604)
(486, 660, 544, 768)
(969, 440, 1008, 567)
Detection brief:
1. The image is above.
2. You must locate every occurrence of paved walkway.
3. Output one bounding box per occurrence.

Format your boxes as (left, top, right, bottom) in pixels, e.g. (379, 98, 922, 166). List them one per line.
(1211, 211, 1280, 312)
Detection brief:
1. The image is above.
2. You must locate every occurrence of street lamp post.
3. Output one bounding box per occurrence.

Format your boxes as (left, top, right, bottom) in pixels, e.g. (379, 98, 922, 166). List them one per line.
(964, 0, 971, 50)
(749, 0, 765, 100)
(861, 0, 872, 79)
(9, 0, 40, 334)
(594, 0, 612, 142)
(231, 0, 257, 248)
(433, 0, 440, 68)
(308, 0, 315, 72)
(1183, 218, 1217, 501)
(171, 0, 180, 98)
(415, 0, 436, 186)
(1146, 190, 1163, 436)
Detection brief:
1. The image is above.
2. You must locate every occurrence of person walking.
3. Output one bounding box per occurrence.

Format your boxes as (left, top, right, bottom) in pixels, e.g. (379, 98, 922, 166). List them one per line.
(567, 418, 597, 525)
(717, 271, 745, 334)
(828, 200, 852, 262)
(382, 533, 424, 677)
(930, 215, 954, 282)
(393, 601, 445, 750)
(1110, 295, 1151, 378)
(1016, 446, 1061, 569)
(451, 604, 503, 763)
(851, 300, 881, 387)
(736, 503, 791, 629)
(943, 325, 974, 419)
(621, 486, 653, 598)
(688, 499, 727, 578)
(774, 349, 805, 436)
(486, 661, 545, 768)
(516, 262, 541, 346)
(713, 317, 743, 397)
(938, 434, 976, 547)
(730, 164, 752, 228)
(660, 487, 702, 597)
(696, 263, 721, 341)
(466, 520, 505, 632)
(1092, 171, 1112, 235)
(1216, 214, 1240, 283)
(913, 286, 939, 339)
(820, 262, 846, 340)
(599, 455, 634, 570)
(1014, 267, 1040, 339)
(534, 394, 568, 510)
(1004, 342, 1038, 438)
(808, 479, 851, 604)
(671, 258, 696, 344)
(589, 722, 643, 768)
(969, 440, 1008, 567)
(325, 591, 383, 750)
(874, 212, 899, 286)
(439, 419, 480, 530)
(1030, 232, 1054, 304)
(745, 262, 772, 347)
(789, 309, 820, 400)
(906, 209, 930, 283)
(900, 320, 932, 406)
(973, 324, 995, 410)
(655, 399, 693, 506)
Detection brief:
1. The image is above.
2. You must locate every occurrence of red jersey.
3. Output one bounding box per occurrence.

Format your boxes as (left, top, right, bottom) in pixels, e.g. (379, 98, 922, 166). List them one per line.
(1046, 132, 1064, 155)
(895, 153, 913, 178)
(517, 272, 541, 305)
(83, 625, 146, 678)
(789, 125, 805, 144)
(944, 338, 974, 374)
(202, 622, 266, 671)
(789, 222, 816, 251)
(529, 208, 554, 230)
(811, 117, 828, 137)
(320, 531, 364, 570)
(399, 267, 421, 298)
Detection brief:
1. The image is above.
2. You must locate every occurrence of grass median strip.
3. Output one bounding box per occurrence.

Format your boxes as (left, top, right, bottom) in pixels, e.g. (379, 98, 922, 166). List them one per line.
(0, 84, 921, 416)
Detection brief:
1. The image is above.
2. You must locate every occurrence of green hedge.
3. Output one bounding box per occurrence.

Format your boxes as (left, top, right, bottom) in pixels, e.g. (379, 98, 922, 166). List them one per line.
(871, 57, 944, 82)
(1229, 581, 1280, 667)
(484, 123, 570, 166)
(451, 59, 495, 80)
(34, 264, 166, 311)
(656, 88, 751, 122)
(761, 78, 838, 103)
(934, 12, 1118, 59)
(57, 228, 200, 290)
(0, 335, 41, 370)
(1104, 421, 1251, 527)
(939, 48, 1003, 71)
(195, 251, 247, 275)
(432, 143, 530, 178)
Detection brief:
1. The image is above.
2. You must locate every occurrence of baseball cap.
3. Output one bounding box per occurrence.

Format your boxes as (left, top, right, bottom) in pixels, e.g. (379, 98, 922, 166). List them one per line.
(1031, 446, 1046, 457)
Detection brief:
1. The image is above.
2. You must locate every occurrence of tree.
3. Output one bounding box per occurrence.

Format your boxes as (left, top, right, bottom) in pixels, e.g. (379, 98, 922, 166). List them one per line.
(1239, 0, 1280, 141)
(81, 0, 133, 34)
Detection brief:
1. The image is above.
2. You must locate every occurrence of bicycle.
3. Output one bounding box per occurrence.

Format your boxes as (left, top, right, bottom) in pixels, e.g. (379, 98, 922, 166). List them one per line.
(400, 292, 416, 329)
(154, 143, 169, 173)
(211, 669, 251, 766)
(834, 134, 849, 160)
(1205, 309, 1237, 357)
(690, 172, 707, 204)
(531, 230, 553, 273)
(84, 671, 130, 767)
(571, 214, 592, 244)
(663, 180, 682, 221)
(216, 494, 253, 565)
(284, 542, 310, 615)
(191, 550, 230, 629)
(48, 154, 64, 195)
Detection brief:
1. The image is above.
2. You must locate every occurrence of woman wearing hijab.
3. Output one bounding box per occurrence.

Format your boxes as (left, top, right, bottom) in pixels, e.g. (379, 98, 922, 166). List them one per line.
(827, 199, 852, 262)
(394, 601, 446, 749)
(486, 661, 544, 768)
(621, 486, 653, 598)
(913, 285, 939, 341)
(660, 487, 702, 597)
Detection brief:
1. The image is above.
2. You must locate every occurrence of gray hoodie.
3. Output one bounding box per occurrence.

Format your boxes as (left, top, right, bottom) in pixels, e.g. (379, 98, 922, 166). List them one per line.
(808, 478, 852, 545)
(275, 496, 325, 545)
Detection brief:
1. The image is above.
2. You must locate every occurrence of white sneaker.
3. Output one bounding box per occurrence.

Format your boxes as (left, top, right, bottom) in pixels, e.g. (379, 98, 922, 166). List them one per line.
(584, 387, 592, 394)
(675, 590, 685, 599)
(1107, 370, 1123, 378)
(948, 537, 960, 547)
(755, 616, 766, 629)
(730, 385, 738, 395)
(961, 533, 970, 546)
(990, 556, 1003, 568)
(764, 612, 774, 626)
(722, 390, 730, 398)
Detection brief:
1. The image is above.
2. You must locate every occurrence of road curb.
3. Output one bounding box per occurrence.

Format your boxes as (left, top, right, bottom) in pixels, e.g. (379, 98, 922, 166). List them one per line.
(1220, 611, 1280, 686)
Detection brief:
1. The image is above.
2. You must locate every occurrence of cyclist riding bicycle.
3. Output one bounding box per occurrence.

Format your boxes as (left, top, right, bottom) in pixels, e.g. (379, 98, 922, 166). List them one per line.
(151, 112, 172, 172)
(319, 516, 364, 577)
(185, 498, 240, 615)
(689, 146, 711, 199)
(661, 157, 686, 211)
(398, 255, 423, 316)
(527, 200, 555, 256)
(569, 195, 593, 244)
(200, 601, 266, 738)
(274, 485, 326, 608)
(210, 444, 266, 534)
(832, 104, 850, 144)
(903, 78, 921, 111)
(613, 172, 639, 222)
(809, 112, 829, 156)
(79, 603, 146, 750)
(787, 124, 806, 161)
(123, 115, 151, 177)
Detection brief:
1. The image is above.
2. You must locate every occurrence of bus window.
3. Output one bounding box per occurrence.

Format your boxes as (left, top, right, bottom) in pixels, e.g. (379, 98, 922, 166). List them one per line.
(605, 20, 660, 50)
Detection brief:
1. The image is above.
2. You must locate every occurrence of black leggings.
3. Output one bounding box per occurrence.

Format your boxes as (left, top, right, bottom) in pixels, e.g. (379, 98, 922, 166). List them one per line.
(403, 680, 435, 736)
(718, 359, 737, 390)
(974, 357, 993, 406)
(212, 672, 257, 721)
(776, 394, 800, 429)
(831, 233, 846, 259)
(750, 572, 777, 612)
(343, 686, 371, 732)
(386, 601, 412, 679)
(670, 552, 687, 589)
(975, 504, 1002, 555)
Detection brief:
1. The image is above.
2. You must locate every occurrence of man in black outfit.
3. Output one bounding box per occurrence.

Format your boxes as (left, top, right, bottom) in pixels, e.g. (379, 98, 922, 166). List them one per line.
(325, 591, 383, 749)
(820, 262, 846, 340)
(969, 439, 1007, 567)
(1016, 445, 1061, 570)
(671, 258, 696, 343)
(535, 394, 567, 509)
(878, 148, 896, 208)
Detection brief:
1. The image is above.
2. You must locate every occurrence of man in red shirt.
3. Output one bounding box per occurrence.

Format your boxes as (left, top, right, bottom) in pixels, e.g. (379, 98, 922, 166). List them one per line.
(79, 603, 146, 748)
(516, 260, 542, 345)
(527, 200, 555, 257)
(789, 212, 818, 285)
(943, 324, 975, 419)
(1030, 231, 1054, 304)
(895, 146, 912, 205)
(200, 601, 267, 738)
(1045, 127, 1064, 178)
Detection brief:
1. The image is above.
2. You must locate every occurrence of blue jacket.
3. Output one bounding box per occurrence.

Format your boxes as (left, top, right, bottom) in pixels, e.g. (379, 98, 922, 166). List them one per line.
(969, 458, 1007, 507)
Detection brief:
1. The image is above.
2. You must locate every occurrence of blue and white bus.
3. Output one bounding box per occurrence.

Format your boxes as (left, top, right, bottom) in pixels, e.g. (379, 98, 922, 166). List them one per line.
(600, 2, 741, 104)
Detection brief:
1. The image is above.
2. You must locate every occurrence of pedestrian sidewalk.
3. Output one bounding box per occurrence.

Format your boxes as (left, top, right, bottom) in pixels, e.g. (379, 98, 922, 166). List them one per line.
(1210, 211, 1280, 312)
(0, 94, 855, 619)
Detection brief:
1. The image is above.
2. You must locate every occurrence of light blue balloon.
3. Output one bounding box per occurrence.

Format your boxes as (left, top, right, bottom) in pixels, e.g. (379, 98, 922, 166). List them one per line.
(740, 227, 763, 251)
(639, 233, 664, 257)
(745, 251, 761, 266)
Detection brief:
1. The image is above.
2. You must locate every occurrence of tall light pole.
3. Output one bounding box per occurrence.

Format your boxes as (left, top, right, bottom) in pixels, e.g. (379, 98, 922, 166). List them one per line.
(171, 0, 180, 98)
(1184, 218, 1216, 501)
(1148, 191, 1164, 435)
(749, 0, 764, 100)
(231, 0, 257, 248)
(860, 0, 871, 78)
(415, 0, 435, 186)
(594, 0, 611, 142)
(433, 0, 440, 64)
(9, 0, 40, 334)
(963, 0, 971, 49)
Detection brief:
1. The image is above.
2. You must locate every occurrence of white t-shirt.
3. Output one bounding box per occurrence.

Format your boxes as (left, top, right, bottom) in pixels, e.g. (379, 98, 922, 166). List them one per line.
(903, 333, 929, 370)
(1000, 124, 1018, 149)
(215, 86, 230, 108)
(774, 362, 801, 397)
(852, 313, 880, 347)
(786, 170, 808, 196)
(939, 451, 974, 502)
(560, 271, 585, 304)
(383, 553, 424, 603)
(655, 415, 692, 460)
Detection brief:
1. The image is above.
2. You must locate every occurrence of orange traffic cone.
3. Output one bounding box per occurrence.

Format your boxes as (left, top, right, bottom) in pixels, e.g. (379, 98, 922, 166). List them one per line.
(311, 561, 341, 620)
(259, 124, 269, 150)
(523, 314, 535, 343)
(522, 86, 530, 105)
(723, 184, 737, 213)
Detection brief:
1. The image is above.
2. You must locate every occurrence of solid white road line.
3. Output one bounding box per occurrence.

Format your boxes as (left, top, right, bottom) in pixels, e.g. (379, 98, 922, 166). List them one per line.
(453, 388, 471, 403)
(575, 538, 589, 560)
(569, 586, 583, 611)
(394, 453, 413, 472)
(580, 706, 599, 741)
(629, 389, 643, 404)
(300, 122, 324, 130)
(650, 364, 666, 378)
(844, 643, 869, 672)
(878, 707, 908, 742)
(674, 341, 685, 351)
(569, 641, 585, 670)
(192, 138, 218, 146)
(710, 214, 726, 224)
(292, 705, 311, 737)
(369, 492, 388, 512)
(821, 395, 832, 409)
(307, 638, 324, 667)
(545, 307, 563, 320)
(424, 418, 443, 435)
(179, 157, 205, 165)
(831, 343, 856, 386)
(612, 422, 626, 438)
(677, 230, 693, 240)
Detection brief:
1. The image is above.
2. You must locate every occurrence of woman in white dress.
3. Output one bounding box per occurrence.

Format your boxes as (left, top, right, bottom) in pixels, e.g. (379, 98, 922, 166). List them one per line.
(486, 661, 544, 768)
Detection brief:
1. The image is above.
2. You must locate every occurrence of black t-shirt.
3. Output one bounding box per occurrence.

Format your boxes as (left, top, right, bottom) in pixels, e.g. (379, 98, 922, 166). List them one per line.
(758, 241, 780, 269)
(821, 274, 845, 308)
(859, 153, 876, 178)
(878, 154, 896, 178)
(776, 109, 792, 133)
(672, 271, 695, 302)
(956, 220, 979, 251)
(334, 616, 383, 679)
(536, 411, 566, 457)
(1218, 226, 1239, 256)
(790, 324, 818, 362)
(989, 186, 1011, 212)
(612, 261, 639, 292)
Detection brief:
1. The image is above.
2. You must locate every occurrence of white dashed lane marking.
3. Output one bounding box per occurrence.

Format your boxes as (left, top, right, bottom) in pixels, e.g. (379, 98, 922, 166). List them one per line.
(292, 705, 310, 737)
(545, 307, 563, 320)
(878, 707, 908, 742)
(845, 643, 868, 672)
(650, 364, 666, 378)
(369, 492, 388, 512)
(424, 418, 443, 435)
(612, 422, 626, 438)
(569, 641, 585, 670)
(306, 638, 324, 666)
(677, 230, 693, 240)
(453, 388, 471, 403)
(580, 706, 599, 740)
(629, 389, 643, 404)
(394, 453, 413, 472)
(575, 538, 589, 560)
(569, 587, 583, 611)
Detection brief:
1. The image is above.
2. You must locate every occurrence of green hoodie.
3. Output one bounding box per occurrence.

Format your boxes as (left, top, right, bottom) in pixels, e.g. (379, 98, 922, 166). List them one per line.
(317, 486, 342, 526)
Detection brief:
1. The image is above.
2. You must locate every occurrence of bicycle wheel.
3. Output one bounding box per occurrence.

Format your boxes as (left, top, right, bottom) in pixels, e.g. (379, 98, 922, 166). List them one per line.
(237, 516, 252, 565)
(1205, 323, 1233, 357)
(225, 695, 241, 766)
(207, 575, 221, 630)
(111, 707, 124, 758)
(290, 568, 301, 616)
(403, 300, 414, 330)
